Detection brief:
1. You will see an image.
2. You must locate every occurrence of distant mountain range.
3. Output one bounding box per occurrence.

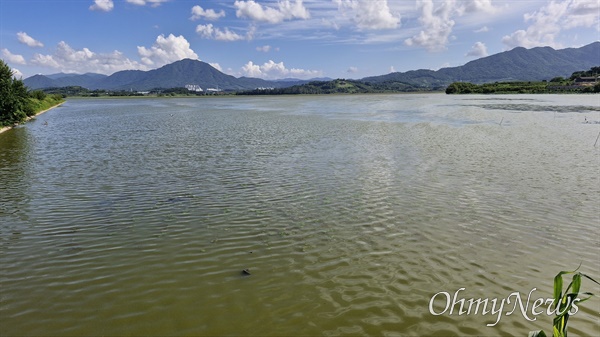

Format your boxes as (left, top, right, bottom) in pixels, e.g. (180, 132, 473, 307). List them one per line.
(23, 42, 599, 91)
(362, 42, 600, 88)
(24, 59, 316, 91)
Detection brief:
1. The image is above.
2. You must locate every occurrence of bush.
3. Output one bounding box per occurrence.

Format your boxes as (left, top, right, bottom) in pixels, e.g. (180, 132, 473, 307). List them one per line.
(29, 90, 47, 100)
(1, 60, 65, 126)
(0, 59, 31, 126)
(445, 82, 478, 94)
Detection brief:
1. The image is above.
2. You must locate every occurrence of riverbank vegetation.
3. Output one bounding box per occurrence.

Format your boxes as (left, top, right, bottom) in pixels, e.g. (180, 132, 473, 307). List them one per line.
(446, 67, 600, 94)
(42, 86, 232, 98)
(1, 60, 64, 127)
(40, 79, 437, 98)
(237, 79, 440, 95)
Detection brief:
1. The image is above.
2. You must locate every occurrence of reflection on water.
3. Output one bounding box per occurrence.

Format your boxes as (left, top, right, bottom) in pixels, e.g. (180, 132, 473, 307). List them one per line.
(1, 94, 599, 336)
(0, 127, 33, 239)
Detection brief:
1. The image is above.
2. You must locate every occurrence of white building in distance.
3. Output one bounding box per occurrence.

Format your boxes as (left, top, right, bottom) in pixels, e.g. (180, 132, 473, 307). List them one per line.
(185, 84, 203, 92)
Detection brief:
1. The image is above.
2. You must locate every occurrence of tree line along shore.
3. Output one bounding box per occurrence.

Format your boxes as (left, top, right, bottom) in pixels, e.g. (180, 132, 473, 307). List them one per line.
(2, 59, 598, 129)
(445, 67, 600, 94)
(1, 60, 65, 129)
(45, 72, 599, 98)
(40, 72, 599, 98)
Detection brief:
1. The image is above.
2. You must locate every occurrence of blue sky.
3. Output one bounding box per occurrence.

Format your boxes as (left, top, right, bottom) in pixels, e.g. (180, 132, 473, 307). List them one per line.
(1, 0, 598, 80)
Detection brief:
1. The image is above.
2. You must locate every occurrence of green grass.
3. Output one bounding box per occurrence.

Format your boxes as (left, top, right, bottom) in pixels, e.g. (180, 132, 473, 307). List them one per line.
(26, 95, 64, 117)
(0, 94, 64, 127)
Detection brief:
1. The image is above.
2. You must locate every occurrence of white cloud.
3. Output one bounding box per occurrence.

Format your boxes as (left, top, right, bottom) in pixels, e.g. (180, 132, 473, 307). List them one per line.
(12, 68, 24, 79)
(90, 0, 114, 12)
(466, 41, 488, 57)
(354, 0, 400, 30)
(474, 26, 489, 33)
(405, 0, 498, 52)
(459, 0, 495, 15)
(30, 34, 198, 74)
(190, 5, 225, 21)
(2, 49, 26, 65)
(28, 35, 197, 75)
(195, 24, 215, 38)
(30, 41, 144, 74)
(30, 54, 61, 69)
(17, 32, 44, 48)
(347, 66, 358, 73)
(209, 63, 223, 72)
(389, 66, 396, 73)
(214, 28, 247, 41)
(405, 0, 455, 52)
(436, 62, 451, 70)
(196, 24, 250, 41)
(241, 61, 262, 77)
(126, 0, 170, 6)
(502, 0, 599, 50)
(502, 1, 566, 49)
(235, 0, 310, 24)
(137, 34, 199, 66)
(563, 0, 600, 28)
(256, 45, 271, 52)
(240, 60, 322, 79)
(335, 0, 400, 30)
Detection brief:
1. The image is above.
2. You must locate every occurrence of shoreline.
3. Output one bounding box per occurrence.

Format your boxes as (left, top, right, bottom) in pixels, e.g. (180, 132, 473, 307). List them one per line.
(0, 101, 65, 135)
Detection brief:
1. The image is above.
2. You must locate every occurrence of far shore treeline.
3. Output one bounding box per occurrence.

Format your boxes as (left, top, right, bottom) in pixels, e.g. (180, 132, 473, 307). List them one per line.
(36, 67, 599, 98)
(3, 57, 598, 113)
(1, 60, 65, 127)
(31, 69, 600, 98)
(445, 67, 600, 94)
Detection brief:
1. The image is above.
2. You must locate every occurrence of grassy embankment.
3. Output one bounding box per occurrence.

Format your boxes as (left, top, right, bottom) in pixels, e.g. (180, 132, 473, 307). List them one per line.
(0, 93, 65, 129)
(27, 94, 65, 115)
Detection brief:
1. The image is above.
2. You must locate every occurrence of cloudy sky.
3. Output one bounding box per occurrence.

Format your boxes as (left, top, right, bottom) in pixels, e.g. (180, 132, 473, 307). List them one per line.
(1, 0, 598, 80)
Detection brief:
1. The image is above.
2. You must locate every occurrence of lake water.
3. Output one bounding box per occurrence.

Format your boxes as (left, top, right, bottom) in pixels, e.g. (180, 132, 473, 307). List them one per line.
(1, 94, 599, 336)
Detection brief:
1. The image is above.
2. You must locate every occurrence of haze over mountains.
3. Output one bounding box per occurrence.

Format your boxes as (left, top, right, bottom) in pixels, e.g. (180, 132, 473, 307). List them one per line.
(24, 42, 600, 91)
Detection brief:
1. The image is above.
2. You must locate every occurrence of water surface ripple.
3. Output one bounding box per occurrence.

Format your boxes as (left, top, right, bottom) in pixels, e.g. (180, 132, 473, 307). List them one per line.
(1, 94, 599, 336)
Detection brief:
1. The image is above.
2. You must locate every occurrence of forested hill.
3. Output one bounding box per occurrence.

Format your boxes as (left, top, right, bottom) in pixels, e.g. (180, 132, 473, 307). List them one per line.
(237, 79, 429, 95)
(362, 42, 600, 89)
(22, 42, 600, 92)
(24, 59, 306, 91)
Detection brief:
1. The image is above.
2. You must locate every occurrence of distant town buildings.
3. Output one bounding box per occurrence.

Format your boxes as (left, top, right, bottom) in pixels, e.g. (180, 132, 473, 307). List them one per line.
(186, 84, 225, 93)
(574, 76, 599, 86)
(185, 84, 203, 92)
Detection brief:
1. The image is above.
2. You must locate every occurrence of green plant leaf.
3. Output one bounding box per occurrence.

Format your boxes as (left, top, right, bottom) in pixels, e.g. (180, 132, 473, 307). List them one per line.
(571, 273, 582, 295)
(554, 272, 564, 307)
(581, 273, 600, 286)
(553, 266, 581, 310)
(545, 267, 598, 337)
(552, 324, 564, 337)
(528, 330, 547, 337)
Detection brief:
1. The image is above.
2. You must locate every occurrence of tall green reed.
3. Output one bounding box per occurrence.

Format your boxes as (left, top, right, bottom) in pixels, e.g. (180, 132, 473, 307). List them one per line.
(529, 267, 599, 337)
